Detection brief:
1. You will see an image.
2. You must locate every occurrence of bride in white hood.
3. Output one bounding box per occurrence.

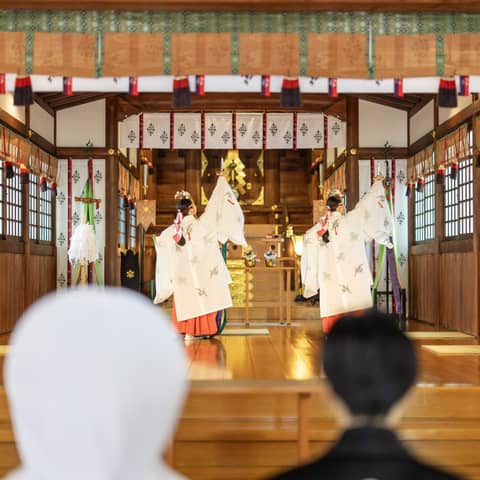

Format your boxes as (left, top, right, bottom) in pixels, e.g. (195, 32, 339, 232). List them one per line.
(3, 288, 188, 480)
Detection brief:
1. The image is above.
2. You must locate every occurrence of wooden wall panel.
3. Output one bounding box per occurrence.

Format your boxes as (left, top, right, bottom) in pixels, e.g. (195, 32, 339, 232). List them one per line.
(155, 151, 185, 207)
(439, 252, 476, 334)
(24, 255, 56, 310)
(279, 152, 310, 205)
(408, 254, 437, 325)
(0, 253, 56, 334)
(0, 254, 25, 333)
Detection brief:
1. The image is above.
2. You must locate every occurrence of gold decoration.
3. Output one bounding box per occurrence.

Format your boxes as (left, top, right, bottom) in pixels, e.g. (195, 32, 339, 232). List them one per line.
(126, 269, 135, 279)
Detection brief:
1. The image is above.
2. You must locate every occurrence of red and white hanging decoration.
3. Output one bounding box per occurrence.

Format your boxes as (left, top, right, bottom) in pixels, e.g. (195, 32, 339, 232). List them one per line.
(204, 113, 233, 150)
(326, 116, 346, 149)
(173, 113, 202, 149)
(265, 113, 294, 150)
(142, 113, 171, 149)
(296, 113, 325, 149)
(120, 114, 140, 149)
(235, 113, 263, 149)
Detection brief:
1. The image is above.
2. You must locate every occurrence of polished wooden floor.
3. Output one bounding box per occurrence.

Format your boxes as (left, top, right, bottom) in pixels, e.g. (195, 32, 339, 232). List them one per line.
(186, 319, 480, 386)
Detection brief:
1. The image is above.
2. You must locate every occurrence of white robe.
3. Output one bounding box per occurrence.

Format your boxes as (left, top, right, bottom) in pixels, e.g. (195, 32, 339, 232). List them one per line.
(154, 176, 247, 321)
(4, 288, 188, 480)
(302, 180, 393, 318)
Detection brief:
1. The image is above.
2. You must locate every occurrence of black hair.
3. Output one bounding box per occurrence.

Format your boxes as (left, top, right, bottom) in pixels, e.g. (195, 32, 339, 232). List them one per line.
(327, 196, 342, 211)
(323, 311, 417, 416)
(176, 198, 193, 217)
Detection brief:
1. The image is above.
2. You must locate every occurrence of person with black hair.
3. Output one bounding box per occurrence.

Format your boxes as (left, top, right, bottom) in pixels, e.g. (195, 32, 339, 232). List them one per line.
(270, 311, 463, 480)
(154, 176, 247, 340)
(301, 180, 393, 334)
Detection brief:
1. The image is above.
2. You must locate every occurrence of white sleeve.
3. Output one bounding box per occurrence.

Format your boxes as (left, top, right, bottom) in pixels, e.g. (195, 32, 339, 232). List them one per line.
(301, 225, 320, 299)
(199, 175, 247, 247)
(153, 227, 176, 304)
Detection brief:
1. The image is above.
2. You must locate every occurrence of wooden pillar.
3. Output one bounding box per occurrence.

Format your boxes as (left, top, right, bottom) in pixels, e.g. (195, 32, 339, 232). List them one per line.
(104, 97, 120, 286)
(345, 97, 359, 207)
(472, 113, 480, 337)
(185, 151, 201, 205)
(264, 151, 280, 223)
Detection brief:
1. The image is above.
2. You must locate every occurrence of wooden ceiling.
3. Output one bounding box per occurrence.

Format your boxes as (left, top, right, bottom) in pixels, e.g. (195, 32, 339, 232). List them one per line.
(35, 92, 433, 121)
(3, 0, 480, 12)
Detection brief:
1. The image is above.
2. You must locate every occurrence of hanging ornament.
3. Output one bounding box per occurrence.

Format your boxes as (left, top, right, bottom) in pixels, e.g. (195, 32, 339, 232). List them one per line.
(63, 77, 73, 96)
(416, 176, 425, 193)
(438, 78, 457, 108)
(172, 76, 191, 108)
(328, 78, 338, 98)
(195, 75, 205, 95)
(394, 79, 404, 98)
(435, 164, 445, 185)
(122, 194, 129, 209)
(148, 161, 154, 175)
(14, 75, 33, 106)
(20, 163, 29, 184)
(261, 75, 271, 97)
(405, 178, 414, 197)
(450, 161, 458, 181)
(50, 181, 58, 196)
(476, 150, 480, 168)
(40, 176, 48, 192)
(4, 161, 14, 179)
(280, 77, 301, 108)
(459, 76, 470, 96)
(128, 196, 135, 210)
(0, 73, 5, 94)
(129, 76, 139, 96)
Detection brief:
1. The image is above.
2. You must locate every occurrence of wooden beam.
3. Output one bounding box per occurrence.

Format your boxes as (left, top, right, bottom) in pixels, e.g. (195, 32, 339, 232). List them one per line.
(355, 147, 409, 158)
(345, 96, 359, 207)
(408, 95, 435, 119)
(33, 93, 55, 117)
(409, 97, 480, 156)
(56, 147, 113, 158)
(4, 0, 480, 12)
(104, 97, 120, 286)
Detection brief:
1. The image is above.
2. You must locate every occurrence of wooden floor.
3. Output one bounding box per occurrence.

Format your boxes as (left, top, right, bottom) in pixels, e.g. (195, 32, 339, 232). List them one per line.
(186, 320, 480, 385)
(0, 318, 479, 479)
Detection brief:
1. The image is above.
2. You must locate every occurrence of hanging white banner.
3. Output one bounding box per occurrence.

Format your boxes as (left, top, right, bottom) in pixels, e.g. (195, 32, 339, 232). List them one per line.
(266, 113, 294, 150)
(235, 113, 263, 149)
(119, 115, 140, 149)
(327, 116, 346, 149)
(204, 113, 233, 149)
(296, 113, 325, 149)
(173, 113, 202, 150)
(142, 113, 171, 149)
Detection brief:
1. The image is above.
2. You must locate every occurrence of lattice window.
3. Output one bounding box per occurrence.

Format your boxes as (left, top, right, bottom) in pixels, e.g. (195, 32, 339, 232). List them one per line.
(118, 195, 127, 250)
(29, 173, 38, 240)
(28, 174, 53, 242)
(414, 173, 435, 242)
(129, 208, 137, 249)
(0, 164, 23, 238)
(444, 128, 473, 238)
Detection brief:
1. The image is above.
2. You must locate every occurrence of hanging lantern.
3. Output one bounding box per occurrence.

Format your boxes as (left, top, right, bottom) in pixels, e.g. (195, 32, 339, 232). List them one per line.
(450, 161, 458, 181)
(4, 161, 14, 179)
(50, 181, 58, 196)
(438, 78, 457, 108)
(405, 179, 414, 197)
(435, 164, 446, 185)
(20, 163, 29, 184)
(172, 76, 191, 108)
(40, 176, 48, 192)
(280, 77, 301, 108)
(416, 176, 425, 193)
(14, 76, 34, 106)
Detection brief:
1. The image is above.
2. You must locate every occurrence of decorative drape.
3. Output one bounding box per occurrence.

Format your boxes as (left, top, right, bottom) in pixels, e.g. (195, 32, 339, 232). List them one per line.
(103, 33, 164, 77)
(0, 124, 58, 181)
(119, 112, 346, 150)
(2, 12, 480, 77)
(435, 124, 470, 168)
(408, 144, 434, 180)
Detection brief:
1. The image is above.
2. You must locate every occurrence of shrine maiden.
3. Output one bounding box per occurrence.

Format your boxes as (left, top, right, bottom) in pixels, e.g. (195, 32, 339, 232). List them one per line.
(154, 176, 246, 338)
(301, 180, 393, 333)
